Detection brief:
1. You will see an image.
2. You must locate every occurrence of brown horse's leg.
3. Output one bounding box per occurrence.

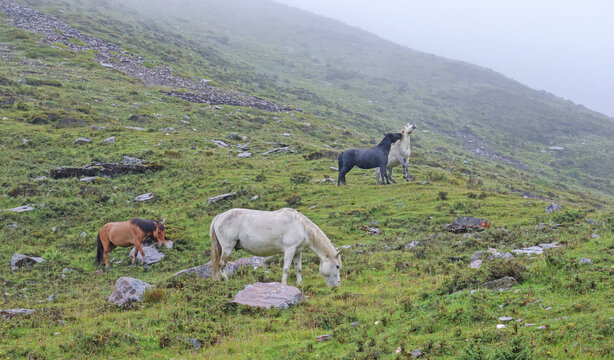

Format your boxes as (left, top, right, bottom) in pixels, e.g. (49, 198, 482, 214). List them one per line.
(135, 241, 148, 270)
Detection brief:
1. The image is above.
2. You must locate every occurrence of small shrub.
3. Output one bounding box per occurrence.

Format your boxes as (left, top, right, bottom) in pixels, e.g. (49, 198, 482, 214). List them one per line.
(144, 288, 166, 304)
(437, 191, 448, 201)
(254, 173, 266, 182)
(290, 171, 311, 184)
(285, 195, 301, 206)
(425, 169, 447, 182)
(552, 209, 585, 224)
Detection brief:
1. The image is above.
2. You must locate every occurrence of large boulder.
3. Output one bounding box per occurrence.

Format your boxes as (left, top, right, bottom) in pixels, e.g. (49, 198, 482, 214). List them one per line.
(129, 245, 165, 265)
(174, 256, 266, 279)
(232, 282, 304, 309)
(546, 203, 562, 214)
(11, 253, 45, 271)
(447, 217, 491, 233)
(108, 277, 152, 307)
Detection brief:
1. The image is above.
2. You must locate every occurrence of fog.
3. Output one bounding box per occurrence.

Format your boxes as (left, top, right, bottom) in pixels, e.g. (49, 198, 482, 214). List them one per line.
(275, 0, 614, 117)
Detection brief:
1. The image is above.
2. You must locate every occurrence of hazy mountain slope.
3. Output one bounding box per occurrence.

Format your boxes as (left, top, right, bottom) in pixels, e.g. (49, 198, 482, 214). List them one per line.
(18, 0, 613, 199)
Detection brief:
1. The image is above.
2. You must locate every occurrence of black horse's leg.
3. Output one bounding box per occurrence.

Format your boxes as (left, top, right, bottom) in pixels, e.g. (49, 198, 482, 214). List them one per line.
(380, 165, 390, 185)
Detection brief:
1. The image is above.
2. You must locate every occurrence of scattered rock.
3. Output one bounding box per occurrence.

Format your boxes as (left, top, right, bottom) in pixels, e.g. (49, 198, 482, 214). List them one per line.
(38, 294, 57, 303)
(263, 146, 293, 155)
(74, 137, 91, 144)
(469, 248, 512, 268)
(511, 242, 561, 255)
(579, 257, 592, 264)
(103, 136, 115, 143)
(546, 203, 562, 213)
(11, 253, 45, 271)
(108, 277, 153, 307)
(420, 181, 429, 185)
(250, 195, 259, 201)
(553, 316, 569, 322)
(212, 139, 230, 148)
(591, 233, 600, 239)
(7, 222, 18, 230)
(91, 125, 104, 130)
(134, 192, 154, 202)
(236, 143, 250, 151)
(177, 337, 202, 350)
(1, 309, 35, 319)
(122, 156, 142, 165)
(79, 176, 99, 183)
(350, 321, 360, 327)
(536, 325, 547, 329)
(61, 268, 74, 279)
(50, 159, 161, 179)
(237, 151, 252, 158)
(314, 175, 335, 183)
(22, 138, 29, 145)
(360, 226, 381, 235)
(174, 256, 266, 279)
(207, 192, 235, 204)
(124, 126, 145, 131)
(161, 127, 176, 132)
(6, 205, 35, 212)
(524, 323, 536, 327)
(481, 276, 517, 291)
(330, 166, 338, 171)
(232, 282, 304, 309)
(33, 176, 47, 181)
(498, 316, 514, 321)
(316, 334, 331, 342)
(227, 133, 242, 140)
(129, 245, 166, 265)
(446, 216, 491, 233)
(496, 324, 506, 329)
(410, 349, 423, 358)
(100, 61, 114, 68)
(163, 240, 173, 249)
(80, 231, 87, 237)
(548, 146, 564, 151)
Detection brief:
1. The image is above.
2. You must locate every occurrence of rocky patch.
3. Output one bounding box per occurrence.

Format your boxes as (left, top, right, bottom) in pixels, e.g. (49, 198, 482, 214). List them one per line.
(129, 245, 165, 265)
(108, 277, 152, 307)
(11, 253, 45, 271)
(447, 216, 491, 233)
(174, 256, 266, 279)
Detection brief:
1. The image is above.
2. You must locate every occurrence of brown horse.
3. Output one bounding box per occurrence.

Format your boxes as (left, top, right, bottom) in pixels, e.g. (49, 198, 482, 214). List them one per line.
(95, 218, 166, 270)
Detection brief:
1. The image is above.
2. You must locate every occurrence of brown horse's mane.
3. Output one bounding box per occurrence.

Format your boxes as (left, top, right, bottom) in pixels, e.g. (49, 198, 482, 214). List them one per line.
(130, 218, 164, 233)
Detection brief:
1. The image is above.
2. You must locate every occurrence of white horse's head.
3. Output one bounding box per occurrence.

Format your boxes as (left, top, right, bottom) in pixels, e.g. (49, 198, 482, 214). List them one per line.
(403, 123, 416, 135)
(320, 252, 342, 287)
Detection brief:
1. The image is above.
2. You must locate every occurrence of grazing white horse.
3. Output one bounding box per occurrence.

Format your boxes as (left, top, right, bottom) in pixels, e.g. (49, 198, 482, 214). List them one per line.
(376, 123, 416, 184)
(209, 208, 342, 287)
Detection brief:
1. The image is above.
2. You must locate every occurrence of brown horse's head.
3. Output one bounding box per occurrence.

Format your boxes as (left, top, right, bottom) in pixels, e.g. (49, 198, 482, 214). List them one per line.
(153, 221, 166, 244)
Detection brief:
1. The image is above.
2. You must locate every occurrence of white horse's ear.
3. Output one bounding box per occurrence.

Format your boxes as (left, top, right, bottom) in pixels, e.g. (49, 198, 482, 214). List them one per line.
(335, 250, 342, 257)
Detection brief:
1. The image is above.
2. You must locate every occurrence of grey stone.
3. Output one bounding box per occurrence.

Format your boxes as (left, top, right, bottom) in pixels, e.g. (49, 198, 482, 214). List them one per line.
(538, 242, 561, 250)
(61, 268, 73, 279)
(546, 203, 562, 213)
(350, 321, 360, 327)
(496, 324, 506, 329)
(100, 61, 114, 68)
(263, 146, 293, 155)
(74, 137, 91, 144)
(237, 151, 252, 158)
(7, 222, 18, 230)
(1, 309, 35, 319)
(79, 176, 98, 183)
(591, 233, 600, 239)
(7, 205, 35, 212)
(469, 248, 513, 268)
(548, 146, 564, 151)
(498, 316, 514, 321)
(38, 294, 56, 303)
(174, 256, 266, 279)
(178, 337, 202, 350)
(232, 282, 304, 309)
(129, 245, 165, 265)
(250, 195, 259, 201)
(236, 143, 250, 151)
(34, 176, 47, 181)
(11, 253, 45, 271)
(212, 139, 230, 148)
(227, 133, 242, 140)
(481, 276, 517, 290)
(405, 241, 420, 249)
(124, 126, 145, 131)
(579, 257, 592, 264)
(207, 192, 235, 204)
(92, 125, 104, 130)
(108, 277, 152, 307)
(134, 192, 154, 201)
(22, 138, 29, 144)
(122, 156, 142, 165)
(511, 246, 544, 255)
(360, 226, 381, 235)
(316, 334, 331, 342)
(410, 349, 423, 358)
(161, 127, 176, 132)
(103, 136, 115, 143)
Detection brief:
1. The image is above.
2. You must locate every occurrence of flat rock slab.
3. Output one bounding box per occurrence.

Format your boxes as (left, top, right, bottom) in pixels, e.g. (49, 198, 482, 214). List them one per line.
(6, 205, 35, 212)
(447, 216, 491, 233)
(174, 256, 265, 279)
(129, 245, 165, 265)
(11, 253, 45, 271)
(134, 192, 154, 202)
(232, 282, 304, 309)
(50, 162, 161, 179)
(1, 309, 35, 319)
(207, 192, 235, 204)
(469, 248, 513, 268)
(511, 242, 561, 255)
(108, 277, 152, 307)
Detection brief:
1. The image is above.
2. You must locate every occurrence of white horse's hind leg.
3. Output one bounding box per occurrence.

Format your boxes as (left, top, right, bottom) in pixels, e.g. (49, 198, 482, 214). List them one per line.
(281, 247, 297, 285)
(375, 168, 382, 185)
(388, 167, 397, 184)
(401, 158, 410, 181)
(293, 252, 303, 286)
(219, 244, 235, 280)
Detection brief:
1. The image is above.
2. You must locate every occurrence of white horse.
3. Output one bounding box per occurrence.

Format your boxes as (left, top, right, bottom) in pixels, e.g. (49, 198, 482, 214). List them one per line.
(209, 208, 342, 287)
(376, 123, 416, 184)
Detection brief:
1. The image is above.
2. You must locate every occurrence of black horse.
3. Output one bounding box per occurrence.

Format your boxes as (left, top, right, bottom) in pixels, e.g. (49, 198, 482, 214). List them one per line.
(338, 132, 403, 185)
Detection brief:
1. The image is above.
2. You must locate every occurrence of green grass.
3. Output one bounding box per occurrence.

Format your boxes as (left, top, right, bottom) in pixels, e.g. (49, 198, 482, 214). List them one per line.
(1, 5, 613, 360)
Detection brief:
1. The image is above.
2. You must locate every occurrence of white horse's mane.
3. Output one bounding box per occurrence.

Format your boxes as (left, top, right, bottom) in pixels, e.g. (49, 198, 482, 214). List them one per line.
(280, 208, 337, 259)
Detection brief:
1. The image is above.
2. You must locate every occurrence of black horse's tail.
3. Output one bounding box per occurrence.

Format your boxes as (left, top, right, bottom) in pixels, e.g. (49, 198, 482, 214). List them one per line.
(95, 232, 103, 265)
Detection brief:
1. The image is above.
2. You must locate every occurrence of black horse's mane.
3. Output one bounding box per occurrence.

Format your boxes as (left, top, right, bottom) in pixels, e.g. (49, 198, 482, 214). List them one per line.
(131, 218, 164, 233)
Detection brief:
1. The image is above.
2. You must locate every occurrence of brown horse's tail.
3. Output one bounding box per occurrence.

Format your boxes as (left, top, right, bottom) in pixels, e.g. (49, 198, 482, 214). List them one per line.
(210, 218, 222, 281)
(95, 231, 103, 266)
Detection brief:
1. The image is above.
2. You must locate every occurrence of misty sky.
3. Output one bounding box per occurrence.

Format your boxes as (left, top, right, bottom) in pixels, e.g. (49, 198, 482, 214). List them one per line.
(275, 0, 614, 117)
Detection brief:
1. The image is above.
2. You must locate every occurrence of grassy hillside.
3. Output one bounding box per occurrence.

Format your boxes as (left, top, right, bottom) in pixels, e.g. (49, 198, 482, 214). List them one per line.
(1, 1, 614, 359)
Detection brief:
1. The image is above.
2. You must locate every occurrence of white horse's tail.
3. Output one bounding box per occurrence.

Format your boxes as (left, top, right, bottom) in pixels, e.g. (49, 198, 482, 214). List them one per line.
(210, 217, 222, 281)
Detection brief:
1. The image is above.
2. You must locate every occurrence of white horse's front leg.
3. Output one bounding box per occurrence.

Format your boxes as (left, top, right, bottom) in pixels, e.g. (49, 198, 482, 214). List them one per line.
(282, 247, 296, 285)
(293, 252, 303, 286)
